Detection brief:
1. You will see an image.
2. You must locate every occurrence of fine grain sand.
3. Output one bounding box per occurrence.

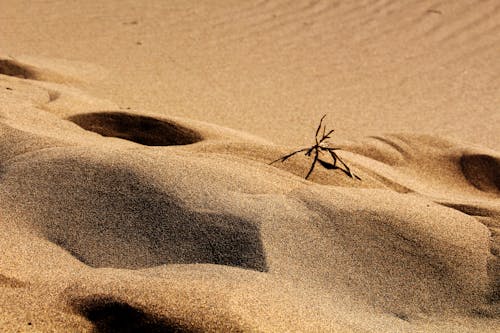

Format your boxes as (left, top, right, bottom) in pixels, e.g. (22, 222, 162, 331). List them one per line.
(0, 1, 499, 332)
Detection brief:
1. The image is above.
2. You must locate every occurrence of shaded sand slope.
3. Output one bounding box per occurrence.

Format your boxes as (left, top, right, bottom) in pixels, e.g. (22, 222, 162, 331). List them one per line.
(1, 56, 499, 331)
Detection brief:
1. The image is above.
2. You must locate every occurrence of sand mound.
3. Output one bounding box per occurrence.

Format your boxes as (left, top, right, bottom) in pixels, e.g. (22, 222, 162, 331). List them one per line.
(2, 147, 266, 271)
(347, 134, 500, 199)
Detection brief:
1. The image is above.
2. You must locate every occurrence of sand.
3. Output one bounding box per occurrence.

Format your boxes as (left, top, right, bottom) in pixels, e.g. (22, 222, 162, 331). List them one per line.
(0, 0, 499, 332)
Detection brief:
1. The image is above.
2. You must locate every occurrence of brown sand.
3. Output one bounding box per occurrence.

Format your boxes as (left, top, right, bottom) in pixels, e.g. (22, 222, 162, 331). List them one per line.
(1, 1, 499, 332)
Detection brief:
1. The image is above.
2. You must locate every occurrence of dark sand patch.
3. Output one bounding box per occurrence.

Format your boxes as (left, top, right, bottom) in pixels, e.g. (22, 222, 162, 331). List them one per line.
(67, 112, 203, 146)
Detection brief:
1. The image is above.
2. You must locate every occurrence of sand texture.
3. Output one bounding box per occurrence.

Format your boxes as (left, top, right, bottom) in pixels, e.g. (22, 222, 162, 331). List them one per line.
(1, 0, 499, 332)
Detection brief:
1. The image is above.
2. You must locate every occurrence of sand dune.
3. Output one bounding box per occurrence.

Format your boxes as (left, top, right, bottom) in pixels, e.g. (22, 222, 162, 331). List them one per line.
(1, 1, 500, 332)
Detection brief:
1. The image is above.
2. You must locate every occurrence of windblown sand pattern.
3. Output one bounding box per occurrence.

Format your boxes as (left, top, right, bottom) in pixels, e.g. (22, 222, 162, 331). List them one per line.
(1, 1, 499, 332)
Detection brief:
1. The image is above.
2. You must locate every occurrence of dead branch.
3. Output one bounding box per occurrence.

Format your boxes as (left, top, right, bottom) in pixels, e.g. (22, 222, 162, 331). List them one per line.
(270, 115, 361, 180)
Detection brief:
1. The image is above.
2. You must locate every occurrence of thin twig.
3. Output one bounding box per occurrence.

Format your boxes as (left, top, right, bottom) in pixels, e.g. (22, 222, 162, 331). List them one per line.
(270, 115, 361, 180)
(305, 150, 319, 179)
(270, 147, 310, 164)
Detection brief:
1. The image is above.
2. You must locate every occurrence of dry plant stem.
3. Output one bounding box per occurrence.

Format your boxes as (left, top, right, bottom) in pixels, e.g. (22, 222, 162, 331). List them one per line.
(270, 115, 361, 180)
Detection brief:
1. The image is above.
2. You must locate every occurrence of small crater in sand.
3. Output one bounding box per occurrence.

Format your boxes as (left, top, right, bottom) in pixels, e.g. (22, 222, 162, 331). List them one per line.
(67, 112, 203, 146)
(0, 59, 37, 79)
(460, 154, 500, 195)
(72, 296, 197, 333)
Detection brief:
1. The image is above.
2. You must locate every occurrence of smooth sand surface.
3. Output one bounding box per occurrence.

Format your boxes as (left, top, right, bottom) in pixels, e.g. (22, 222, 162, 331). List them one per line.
(1, 1, 499, 332)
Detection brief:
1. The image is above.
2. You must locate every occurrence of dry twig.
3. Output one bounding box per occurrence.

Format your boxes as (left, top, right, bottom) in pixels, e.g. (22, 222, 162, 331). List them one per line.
(270, 115, 361, 180)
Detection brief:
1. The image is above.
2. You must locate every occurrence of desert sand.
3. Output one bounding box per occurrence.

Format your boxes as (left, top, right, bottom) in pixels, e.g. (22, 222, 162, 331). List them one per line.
(0, 0, 499, 332)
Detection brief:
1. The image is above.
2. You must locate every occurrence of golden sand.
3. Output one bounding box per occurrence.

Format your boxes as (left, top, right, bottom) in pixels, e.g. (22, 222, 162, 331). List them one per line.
(1, 1, 499, 331)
